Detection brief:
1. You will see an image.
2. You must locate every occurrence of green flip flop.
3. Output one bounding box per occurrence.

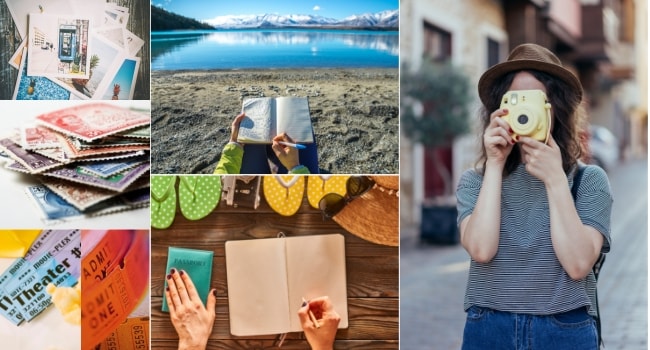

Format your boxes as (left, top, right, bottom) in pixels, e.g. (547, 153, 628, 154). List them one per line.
(178, 175, 221, 221)
(151, 175, 177, 229)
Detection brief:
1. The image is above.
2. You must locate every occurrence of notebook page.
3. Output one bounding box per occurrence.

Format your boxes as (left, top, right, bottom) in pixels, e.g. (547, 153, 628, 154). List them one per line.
(225, 238, 291, 336)
(238, 98, 276, 143)
(275, 97, 314, 143)
(285, 234, 348, 331)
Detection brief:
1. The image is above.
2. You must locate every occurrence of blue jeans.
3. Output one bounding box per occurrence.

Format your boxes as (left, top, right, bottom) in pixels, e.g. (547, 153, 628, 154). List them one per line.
(462, 306, 598, 350)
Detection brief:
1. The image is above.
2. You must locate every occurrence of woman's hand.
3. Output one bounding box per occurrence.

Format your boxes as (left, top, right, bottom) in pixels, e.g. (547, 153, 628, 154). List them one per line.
(229, 112, 247, 143)
(165, 269, 217, 350)
(298, 296, 340, 350)
(271, 133, 300, 170)
(484, 108, 515, 167)
(519, 135, 565, 186)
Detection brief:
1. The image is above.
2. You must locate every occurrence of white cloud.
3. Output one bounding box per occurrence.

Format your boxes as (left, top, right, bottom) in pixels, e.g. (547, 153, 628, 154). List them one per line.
(313, 5, 321, 11)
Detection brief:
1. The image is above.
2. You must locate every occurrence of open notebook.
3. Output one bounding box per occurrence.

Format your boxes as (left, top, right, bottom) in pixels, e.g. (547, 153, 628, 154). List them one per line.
(237, 97, 314, 144)
(225, 234, 348, 336)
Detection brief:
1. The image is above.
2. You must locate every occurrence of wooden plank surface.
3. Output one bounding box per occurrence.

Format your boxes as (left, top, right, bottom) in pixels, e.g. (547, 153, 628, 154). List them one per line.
(151, 176, 399, 349)
(0, 0, 149, 100)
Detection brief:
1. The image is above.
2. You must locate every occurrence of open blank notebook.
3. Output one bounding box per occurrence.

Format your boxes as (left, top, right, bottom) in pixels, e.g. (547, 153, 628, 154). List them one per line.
(225, 234, 348, 336)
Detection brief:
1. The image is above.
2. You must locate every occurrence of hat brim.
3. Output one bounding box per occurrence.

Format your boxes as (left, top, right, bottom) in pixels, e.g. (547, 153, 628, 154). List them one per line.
(332, 186, 398, 247)
(478, 59, 583, 107)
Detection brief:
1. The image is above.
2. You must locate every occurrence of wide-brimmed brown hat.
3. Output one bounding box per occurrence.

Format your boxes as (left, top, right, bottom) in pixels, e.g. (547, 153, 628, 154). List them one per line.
(332, 175, 398, 247)
(478, 43, 583, 106)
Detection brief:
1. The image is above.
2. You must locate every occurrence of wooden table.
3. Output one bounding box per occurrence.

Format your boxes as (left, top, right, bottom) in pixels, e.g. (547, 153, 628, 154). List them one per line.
(0, 0, 149, 100)
(151, 176, 399, 349)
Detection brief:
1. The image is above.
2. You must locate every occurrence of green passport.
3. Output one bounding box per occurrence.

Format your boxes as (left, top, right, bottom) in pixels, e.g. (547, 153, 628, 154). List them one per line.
(162, 247, 214, 312)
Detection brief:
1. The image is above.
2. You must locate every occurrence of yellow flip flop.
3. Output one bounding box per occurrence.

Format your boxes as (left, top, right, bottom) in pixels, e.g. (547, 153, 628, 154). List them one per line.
(151, 175, 177, 229)
(263, 175, 305, 216)
(306, 175, 350, 209)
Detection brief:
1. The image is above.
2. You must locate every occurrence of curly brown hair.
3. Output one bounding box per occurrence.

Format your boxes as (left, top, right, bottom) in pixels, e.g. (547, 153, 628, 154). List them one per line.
(476, 70, 584, 176)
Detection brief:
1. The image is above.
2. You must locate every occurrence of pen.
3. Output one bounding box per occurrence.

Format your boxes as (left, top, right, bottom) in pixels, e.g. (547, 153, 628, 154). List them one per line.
(302, 297, 321, 328)
(278, 141, 307, 150)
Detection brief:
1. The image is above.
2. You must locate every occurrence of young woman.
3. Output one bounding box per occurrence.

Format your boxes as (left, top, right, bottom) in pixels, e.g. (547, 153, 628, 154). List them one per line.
(456, 43, 613, 349)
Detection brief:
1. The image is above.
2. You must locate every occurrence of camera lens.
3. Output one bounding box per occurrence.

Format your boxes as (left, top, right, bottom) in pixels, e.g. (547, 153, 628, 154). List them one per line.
(517, 114, 529, 125)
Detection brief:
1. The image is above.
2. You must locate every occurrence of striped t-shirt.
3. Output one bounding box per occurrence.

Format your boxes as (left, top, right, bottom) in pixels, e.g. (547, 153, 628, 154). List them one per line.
(456, 163, 612, 316)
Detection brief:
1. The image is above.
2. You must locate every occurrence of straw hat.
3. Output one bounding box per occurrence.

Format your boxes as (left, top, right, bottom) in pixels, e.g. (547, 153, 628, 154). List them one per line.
(332, 175, 398, 247)
(478, 43, 583, 107)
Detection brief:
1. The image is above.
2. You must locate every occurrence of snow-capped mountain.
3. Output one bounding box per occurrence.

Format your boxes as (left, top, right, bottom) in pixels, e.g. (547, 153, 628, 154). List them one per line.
(204, 9, 398, 29)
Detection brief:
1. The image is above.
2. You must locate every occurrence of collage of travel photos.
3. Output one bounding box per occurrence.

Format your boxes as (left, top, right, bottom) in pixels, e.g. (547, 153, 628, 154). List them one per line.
(0, 0, 151, 349)
(150, 0, 399, 349)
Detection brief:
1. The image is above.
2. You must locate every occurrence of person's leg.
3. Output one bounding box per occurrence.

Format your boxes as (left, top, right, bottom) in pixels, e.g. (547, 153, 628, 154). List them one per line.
(530, 308, 598, 350)
(239, 144, 271, 174)
(461, 306, 516, 350)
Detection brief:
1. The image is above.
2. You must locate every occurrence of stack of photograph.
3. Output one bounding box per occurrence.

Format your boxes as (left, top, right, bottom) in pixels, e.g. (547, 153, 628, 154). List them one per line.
(5, 0, 145, 100)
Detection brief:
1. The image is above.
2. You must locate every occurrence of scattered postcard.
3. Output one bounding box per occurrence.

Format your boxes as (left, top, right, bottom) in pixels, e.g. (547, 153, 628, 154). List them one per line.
(100, 57, 140, 100)
(4, 0, 74, 39)
(8, 39, 27, 69)
(53, 34, 124, 99)
(13, 48, 72, 100)
(96, 26, 126, 51)
(124, 29, 145, 56)
(103, 8, 130, 28)
(27, 13, 91, 79)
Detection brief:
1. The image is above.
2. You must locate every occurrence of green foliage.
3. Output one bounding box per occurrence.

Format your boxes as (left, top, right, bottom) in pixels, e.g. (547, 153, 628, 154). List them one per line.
(400, 60, 472, 148)
(89, 55, 100, 70)
(151, 5, 216, 31)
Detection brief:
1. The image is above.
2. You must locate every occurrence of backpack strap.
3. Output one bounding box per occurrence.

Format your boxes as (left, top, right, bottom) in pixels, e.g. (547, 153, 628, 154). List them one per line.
(571, 164, 605, 348)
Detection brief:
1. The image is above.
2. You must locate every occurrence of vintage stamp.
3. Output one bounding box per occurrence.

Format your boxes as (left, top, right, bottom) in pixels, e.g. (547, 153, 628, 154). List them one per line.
(114, 125, 150, 139)
(56, 133, 149, 159)
(36, 103, 151, 142)
(26, 185, 83, 221)
(0, 138, 63, 173)
(77, 157, 148, 178)
(21, 126, 61, 150)
(43, 162, 150, 192)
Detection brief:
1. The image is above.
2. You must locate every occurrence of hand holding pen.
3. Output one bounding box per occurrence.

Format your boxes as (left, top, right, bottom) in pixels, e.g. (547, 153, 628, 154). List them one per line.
(298, 296, 340, 350)
(272, 132, 301, 170)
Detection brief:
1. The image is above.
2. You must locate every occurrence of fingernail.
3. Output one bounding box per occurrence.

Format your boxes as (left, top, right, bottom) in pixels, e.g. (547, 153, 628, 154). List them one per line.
(170, 268, 176, 274)
(213, 289, 217, 297)
(301, 301, 307, 307)
(166, 274, 172, 280)
(166, 287, 169, 292)
(511, 140, 515, 145)
(179, 270, 185, 276)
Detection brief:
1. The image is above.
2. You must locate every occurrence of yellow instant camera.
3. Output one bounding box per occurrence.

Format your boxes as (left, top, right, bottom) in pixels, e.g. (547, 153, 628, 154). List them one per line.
(499, 89, 552, 143)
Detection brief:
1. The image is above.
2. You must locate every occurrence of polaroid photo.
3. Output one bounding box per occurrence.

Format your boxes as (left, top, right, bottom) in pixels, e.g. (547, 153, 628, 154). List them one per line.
(4, 0, 74, 39)
(52, 34, 124, 99)
(13, 48, 72, 100)
(103, 8, 130, 28)
(99, 57, 140, 100)
(8, 39, 27, 69)
(27, 13, 91, 79)
(69, 0, 107, 29)
(96, 26, 127, 52)
(124, 29, 145, 57)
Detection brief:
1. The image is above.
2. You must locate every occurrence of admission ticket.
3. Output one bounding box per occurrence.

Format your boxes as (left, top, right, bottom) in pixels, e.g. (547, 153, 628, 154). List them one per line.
(0, 230, 80, 324)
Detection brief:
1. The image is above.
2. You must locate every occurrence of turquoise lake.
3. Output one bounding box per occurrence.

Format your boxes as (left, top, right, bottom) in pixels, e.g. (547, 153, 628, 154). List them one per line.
(151, 29, 399, 70)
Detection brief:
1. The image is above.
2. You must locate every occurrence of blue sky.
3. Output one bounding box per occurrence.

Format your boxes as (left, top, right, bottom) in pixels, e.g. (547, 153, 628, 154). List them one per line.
(151, 0, 398, 20)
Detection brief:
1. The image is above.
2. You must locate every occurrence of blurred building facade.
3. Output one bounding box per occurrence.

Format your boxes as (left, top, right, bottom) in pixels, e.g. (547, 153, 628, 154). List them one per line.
(400, 0, 647, 227)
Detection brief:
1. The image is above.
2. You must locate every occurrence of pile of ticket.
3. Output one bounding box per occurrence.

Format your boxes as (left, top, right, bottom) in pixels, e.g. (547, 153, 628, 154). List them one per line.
(0, 103, 150, 222)
(5, 0, 145, 100)
(0, 230, 80, 325)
